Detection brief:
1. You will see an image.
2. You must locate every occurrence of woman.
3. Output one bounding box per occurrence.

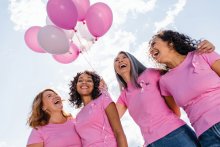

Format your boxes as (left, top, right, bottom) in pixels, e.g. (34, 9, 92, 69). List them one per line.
(69, 70, 128, 147)
(149, 30, 220, 146)
(114, 51, 201, 147)
(27, 88, 82, 147)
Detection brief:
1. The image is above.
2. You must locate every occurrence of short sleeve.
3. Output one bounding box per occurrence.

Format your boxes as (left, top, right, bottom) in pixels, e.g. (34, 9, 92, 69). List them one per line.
(201, 51, 220, 66)
(139, 68, 162, 84)
(27, 128, 44, 145)
(147, 68, 162, 81)
(101, 92, 114, 109)
(116, 91, 127, 106)
(159, 77, 171, 97)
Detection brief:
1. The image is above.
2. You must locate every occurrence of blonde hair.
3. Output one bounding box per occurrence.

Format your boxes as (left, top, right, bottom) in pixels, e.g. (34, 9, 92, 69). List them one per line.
(27, 89, 70, 129)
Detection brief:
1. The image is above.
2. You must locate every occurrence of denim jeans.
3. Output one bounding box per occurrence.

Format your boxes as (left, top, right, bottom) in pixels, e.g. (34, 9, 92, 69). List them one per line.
(147, 125, 200, 147)
(198, 122, 220, 147)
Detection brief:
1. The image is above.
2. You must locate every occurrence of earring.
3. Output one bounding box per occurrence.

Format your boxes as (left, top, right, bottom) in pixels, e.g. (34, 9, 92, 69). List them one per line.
(42, 107, 47, 111)
(168, 42, 173, 46)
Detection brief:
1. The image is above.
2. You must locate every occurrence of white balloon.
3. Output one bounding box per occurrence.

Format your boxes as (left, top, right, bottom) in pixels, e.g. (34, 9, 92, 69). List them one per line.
(76, 22, 94, 42)
(38, 25, 69, 54)
(46, 16, 74, 40)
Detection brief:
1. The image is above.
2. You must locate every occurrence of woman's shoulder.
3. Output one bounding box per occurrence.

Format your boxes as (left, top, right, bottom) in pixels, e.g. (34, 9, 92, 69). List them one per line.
(98, 92, 113, 101)
(30, 126, 44, 134)
(67, 115, 74, 121)
(140, 68, 163, 77)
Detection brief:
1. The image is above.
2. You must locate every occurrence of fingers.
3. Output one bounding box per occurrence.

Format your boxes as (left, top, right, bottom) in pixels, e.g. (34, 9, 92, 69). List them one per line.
(99, 79, 108, 91)
(197, 40, 215, 54)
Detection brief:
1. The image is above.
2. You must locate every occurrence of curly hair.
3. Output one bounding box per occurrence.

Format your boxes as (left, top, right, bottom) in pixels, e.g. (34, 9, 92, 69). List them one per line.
(27, 89, 69, 129)
(149, 30, 201, 55)
(69, 71, 101, 108)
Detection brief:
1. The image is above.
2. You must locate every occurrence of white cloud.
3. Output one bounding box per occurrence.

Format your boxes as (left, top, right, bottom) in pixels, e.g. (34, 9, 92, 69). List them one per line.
(8, 0, 46, 30)
(0, 141, 7, 147)
(9, 0, 157, 30)
(92, 0, 157, 25)
(154, 0, 187, 32)
(0, 141, 15, 147)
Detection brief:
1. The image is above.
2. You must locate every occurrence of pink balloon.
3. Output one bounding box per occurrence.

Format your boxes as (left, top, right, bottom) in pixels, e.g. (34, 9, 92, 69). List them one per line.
(85, 2, 113, 37)
(24, 26, 46, 53)
(38, 25, 69, 54)
(72, 0, 90, 21)
(47, 0, 78, 30)
(53, 43, 80, 64)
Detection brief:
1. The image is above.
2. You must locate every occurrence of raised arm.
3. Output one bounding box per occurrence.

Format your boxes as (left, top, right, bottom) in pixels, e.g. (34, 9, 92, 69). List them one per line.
(164, 96, 181, 117)
(105, 103, 128, 147)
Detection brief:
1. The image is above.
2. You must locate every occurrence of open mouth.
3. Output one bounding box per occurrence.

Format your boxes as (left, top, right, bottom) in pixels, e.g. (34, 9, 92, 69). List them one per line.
(120, 64, 127, 69)
(151, 49, 159, 59)
(81, 86, 89, 89)
(54, 99, 61, 104)
(53, 98, 62, 105)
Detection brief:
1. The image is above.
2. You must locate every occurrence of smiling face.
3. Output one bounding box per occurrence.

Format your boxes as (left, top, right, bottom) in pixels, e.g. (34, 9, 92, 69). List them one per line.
(149, 37, 174, 64)
(76, 73, 94, 97)
(114, 53, 131, 77)
(42, 90, 63, 113)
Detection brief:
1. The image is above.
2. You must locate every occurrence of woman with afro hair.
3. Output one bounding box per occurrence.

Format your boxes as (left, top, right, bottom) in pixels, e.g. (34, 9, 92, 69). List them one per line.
(149, 30, 220, 146)
(69, 70, 128, 147)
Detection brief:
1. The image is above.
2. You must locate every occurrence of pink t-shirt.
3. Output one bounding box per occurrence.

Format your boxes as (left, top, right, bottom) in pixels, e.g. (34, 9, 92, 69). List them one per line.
(75, 93, 117, 147)
(117, 68, 185, 145)
(27, 118, 82, 147)
(160, 51, 220, 136)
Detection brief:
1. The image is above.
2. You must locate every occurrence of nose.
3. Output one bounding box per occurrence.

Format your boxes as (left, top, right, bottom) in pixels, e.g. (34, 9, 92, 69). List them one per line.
(54, 94, 60, 99)
(149, 49, 154, 55)
(118, 58, 123, 63)
(81, 80, 88, 84)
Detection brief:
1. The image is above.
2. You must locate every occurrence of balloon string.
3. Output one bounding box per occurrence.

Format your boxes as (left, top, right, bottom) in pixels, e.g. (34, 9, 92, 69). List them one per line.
(81, 52, 96, 71)
(75, 31, 90, 56)
(74, 31, 96, 71)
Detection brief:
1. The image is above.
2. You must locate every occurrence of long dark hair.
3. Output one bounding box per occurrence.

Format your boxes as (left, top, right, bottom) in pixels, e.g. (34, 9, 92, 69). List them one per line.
(69, 70, 101, 108)
(149, 30, 200, 55)
(114, 51, 146, 91)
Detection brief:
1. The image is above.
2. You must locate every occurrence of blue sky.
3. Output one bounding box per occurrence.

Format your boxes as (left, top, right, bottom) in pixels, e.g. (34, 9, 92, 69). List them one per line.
(0, 0, 220, 146)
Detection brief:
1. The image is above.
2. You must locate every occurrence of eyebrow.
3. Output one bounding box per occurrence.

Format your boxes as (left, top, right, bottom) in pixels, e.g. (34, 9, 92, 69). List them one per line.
(46, 93, 52, 97)
(150, 41, 156, 49)
(78, 76, 92, 79)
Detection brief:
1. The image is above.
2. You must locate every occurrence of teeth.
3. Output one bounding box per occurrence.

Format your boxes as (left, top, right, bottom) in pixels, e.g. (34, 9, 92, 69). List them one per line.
(81, 86, 88, 89)
(120, 64, 126, 68)
(54, 98, 61, 104)
(54, 100, 60, 104)
(152, 50, 159, 58)
(154, 53, 158, 57)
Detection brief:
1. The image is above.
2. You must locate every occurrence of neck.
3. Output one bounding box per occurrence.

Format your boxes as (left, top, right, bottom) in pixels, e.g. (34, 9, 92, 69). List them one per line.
(121, 73, 131, 83)
(166, 53, 186, 69)
(82, 95, 92, 106)
(49, 112, 67, 124)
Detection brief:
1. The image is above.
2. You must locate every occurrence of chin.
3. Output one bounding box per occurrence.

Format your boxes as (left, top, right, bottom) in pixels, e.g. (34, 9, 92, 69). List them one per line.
(80, 93, 91, 96)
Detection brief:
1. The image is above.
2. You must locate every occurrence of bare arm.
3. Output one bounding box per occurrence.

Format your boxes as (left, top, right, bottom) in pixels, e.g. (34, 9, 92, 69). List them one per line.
(211, 59, 220, 76)
(164, 96, 181, 117)
(27, 143, 43, 147)
(105, 103, 128, 147)
(116, 103, 127, 119)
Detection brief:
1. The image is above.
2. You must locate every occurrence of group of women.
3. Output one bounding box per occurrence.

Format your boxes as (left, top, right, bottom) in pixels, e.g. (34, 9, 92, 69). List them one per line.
(26, 30, 220, 147)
